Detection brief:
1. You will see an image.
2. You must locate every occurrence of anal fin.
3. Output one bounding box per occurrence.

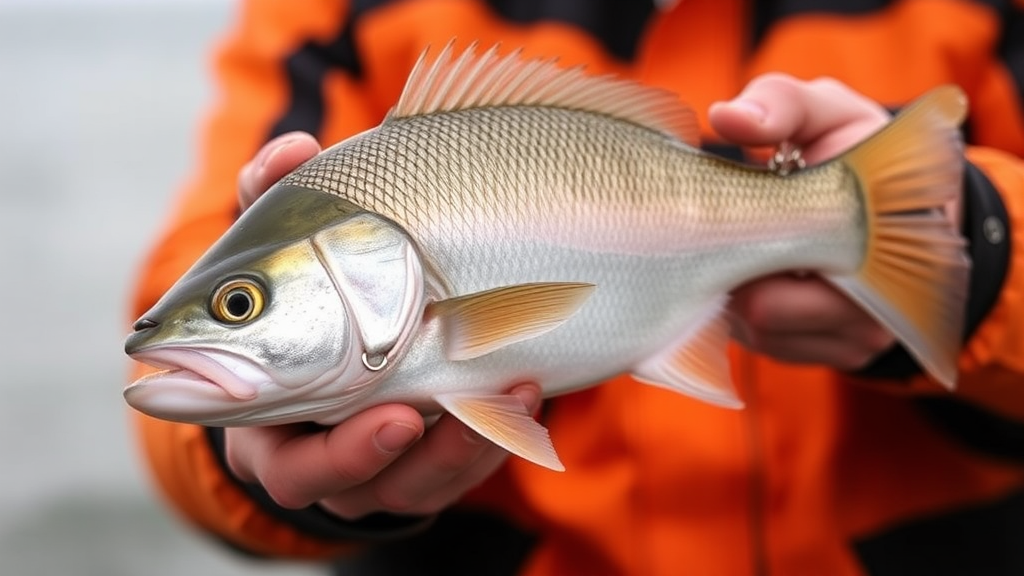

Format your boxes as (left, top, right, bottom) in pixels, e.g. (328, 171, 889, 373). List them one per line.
(632, 298, 743, 409)
(435, 393, 564, 471)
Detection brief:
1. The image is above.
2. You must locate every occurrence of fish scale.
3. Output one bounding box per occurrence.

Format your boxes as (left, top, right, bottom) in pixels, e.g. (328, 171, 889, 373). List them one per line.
(281, 105, 862, 296)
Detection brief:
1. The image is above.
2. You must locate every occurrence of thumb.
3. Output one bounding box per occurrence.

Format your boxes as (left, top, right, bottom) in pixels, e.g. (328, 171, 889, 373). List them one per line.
(708, 74, 890, 164)
(237, 131, 321, 211)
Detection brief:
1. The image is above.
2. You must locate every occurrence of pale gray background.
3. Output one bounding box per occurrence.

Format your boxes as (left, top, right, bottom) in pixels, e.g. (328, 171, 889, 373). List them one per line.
(0, 1, 323, 574)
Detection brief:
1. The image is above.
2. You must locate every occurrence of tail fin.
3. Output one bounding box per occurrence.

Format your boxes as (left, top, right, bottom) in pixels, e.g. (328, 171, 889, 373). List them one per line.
(827, 86, 970, 389)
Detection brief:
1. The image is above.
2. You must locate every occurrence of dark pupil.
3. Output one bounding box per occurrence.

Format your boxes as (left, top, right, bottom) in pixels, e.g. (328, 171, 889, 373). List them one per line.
(226, 291, 253, 318)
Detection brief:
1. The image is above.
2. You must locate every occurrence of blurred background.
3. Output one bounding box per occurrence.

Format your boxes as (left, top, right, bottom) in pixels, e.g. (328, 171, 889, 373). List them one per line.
(0, 1, 322, 574)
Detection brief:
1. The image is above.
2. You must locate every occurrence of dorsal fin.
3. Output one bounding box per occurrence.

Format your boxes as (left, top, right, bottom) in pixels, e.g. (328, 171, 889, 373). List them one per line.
(388, 41, 700, 146)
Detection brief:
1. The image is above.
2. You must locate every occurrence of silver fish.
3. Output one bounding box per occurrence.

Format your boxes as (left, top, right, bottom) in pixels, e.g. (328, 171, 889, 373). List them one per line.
(124, 43, 969, 471)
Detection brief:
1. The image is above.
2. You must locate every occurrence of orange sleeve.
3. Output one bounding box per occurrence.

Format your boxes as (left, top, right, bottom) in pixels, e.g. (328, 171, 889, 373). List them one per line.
(129, 0, 379, 558)
(907, 5, 1024, 421)
(946, 147, 1024, 422)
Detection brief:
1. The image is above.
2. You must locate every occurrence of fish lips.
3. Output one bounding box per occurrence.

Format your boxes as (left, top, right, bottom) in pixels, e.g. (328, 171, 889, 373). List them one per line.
(125, 347, 271, 423)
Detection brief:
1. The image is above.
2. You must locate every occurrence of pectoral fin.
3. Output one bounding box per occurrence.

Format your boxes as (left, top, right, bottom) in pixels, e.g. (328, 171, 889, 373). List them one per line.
(632, 298, 743, 409)
(434, 392, 564, 471)
(431, 282, 595, 361)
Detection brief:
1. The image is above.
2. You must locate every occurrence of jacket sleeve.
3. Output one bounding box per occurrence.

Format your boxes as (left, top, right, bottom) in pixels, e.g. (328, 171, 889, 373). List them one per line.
(947, 146, 1024, 422)
(129, 0, 392, 558)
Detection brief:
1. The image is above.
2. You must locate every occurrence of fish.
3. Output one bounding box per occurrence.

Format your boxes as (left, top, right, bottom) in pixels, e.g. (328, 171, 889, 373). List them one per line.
(124, 42, 970, 472)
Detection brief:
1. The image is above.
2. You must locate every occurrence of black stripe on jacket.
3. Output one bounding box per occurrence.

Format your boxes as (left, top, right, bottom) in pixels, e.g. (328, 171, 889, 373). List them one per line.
(483, 0, 656, 60)
(854, 488, 1024, 576)
(267, 6, 365, 139)
(751, 0, 891, 47)
(268, 0, 659, 140)
(999, 2, 1024, 115)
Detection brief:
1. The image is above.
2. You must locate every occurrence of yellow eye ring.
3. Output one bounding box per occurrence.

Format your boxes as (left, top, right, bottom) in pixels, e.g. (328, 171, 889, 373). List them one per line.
(211, 279, 265, 324)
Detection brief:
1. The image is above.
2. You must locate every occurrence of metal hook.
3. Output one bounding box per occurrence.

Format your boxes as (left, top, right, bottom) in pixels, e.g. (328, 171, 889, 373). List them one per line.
(361, 352, 388, 372)
(767, 142, 806, 176)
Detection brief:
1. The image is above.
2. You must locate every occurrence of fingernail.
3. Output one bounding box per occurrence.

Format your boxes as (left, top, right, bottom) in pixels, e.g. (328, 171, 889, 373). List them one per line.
(257, 136, 297, 169)
(257, 142, 291, 170)
(730, 99, 768, 123)
(374, 422, 421, 454)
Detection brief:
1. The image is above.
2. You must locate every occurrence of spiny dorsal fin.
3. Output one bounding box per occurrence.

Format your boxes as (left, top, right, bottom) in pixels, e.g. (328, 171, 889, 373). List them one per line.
(389, 41, 700, 146)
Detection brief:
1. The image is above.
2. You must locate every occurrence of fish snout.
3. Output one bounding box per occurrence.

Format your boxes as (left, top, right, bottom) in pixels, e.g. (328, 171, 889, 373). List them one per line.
(125, 317, 161, 355)
(132, 317, 159, 331)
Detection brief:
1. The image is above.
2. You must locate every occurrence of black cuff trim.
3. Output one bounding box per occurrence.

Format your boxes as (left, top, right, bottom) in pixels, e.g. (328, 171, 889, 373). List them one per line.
(205, 427, 434, 542)
(856, 160, 1011, 379)
(961, 161, 1011, 337)
(330, 508, 538, 576)
(854, 487, 1024, 576)
(915, 397, 1024, 464)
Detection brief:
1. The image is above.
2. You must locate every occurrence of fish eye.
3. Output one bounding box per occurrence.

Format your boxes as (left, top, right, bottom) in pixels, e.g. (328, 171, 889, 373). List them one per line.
(210, 279, 265, 324)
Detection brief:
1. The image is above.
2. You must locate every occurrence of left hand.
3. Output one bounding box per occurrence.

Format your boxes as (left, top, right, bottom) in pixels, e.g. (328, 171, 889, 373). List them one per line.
(708, 74, 898, 371)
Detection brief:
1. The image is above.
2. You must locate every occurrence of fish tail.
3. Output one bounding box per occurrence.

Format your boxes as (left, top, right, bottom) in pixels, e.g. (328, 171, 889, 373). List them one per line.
(826, 85, 970, 389)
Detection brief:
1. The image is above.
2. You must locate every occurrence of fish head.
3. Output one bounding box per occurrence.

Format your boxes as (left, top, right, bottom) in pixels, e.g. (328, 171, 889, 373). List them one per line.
(124, 185, 428, 426)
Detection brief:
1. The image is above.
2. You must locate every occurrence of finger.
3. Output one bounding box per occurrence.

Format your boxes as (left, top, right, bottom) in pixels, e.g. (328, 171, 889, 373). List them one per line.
(729, 274, 870, 336)
(409, 438, 516, 515)
(729, 275, 895, 362)
(226, 404, 423, 509)
(375, 384, 541, 506)
(321, 413, 492, 519)
(740, 331, 890, 372)
(395, 384, 545, 514)
(237, 131, 321, 210)
(325, 384, 541, 519)
(708, 74, 890, 163)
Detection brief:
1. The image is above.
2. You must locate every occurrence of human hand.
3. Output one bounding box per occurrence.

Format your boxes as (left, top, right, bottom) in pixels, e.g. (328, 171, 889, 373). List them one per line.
(708, 75, 899, 371)
(237, 131, 322, 210)
(227, 132, 542, 520)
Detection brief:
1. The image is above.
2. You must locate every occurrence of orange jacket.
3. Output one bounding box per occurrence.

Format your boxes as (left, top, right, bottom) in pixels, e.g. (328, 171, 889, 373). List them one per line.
(130, 1, 1024, 574)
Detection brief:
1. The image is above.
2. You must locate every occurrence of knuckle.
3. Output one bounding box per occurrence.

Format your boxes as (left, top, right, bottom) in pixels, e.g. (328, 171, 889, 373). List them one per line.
(325, 456, 375, 488)
(260, 475, 310, 510)
(431, 435, 485, 475)
(750, 71, 800, 89)
(809, 76, 847, 92)
(372, 484, 418, 513)
(322, 427, 387, 486)
(319, 498, 368, 521)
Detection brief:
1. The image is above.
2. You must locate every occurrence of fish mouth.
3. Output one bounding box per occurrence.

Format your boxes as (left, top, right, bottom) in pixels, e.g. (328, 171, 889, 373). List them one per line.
(125, 348, 271, 423)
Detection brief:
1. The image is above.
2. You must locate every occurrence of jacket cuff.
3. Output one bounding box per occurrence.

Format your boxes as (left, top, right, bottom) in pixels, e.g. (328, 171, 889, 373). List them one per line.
(205, 427, 435, 541)
(856, 159, 1010, 379)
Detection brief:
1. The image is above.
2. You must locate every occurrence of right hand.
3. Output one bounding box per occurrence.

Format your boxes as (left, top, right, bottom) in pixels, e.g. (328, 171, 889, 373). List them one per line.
(226, 132, 542, 520)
